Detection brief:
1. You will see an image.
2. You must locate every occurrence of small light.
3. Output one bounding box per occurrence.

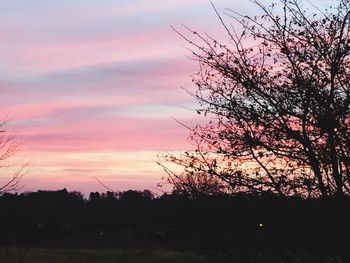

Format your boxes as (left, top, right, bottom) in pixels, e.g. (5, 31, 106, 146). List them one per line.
(259, 223, 263, 227)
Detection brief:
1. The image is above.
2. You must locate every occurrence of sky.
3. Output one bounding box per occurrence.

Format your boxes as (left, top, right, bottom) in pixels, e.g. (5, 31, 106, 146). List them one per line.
(0, 0, 330, 195)
(0, 0, 243, 194)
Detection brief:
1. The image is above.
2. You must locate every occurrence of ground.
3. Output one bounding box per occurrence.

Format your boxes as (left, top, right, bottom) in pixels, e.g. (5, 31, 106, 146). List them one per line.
(0, 247, 208, 263)
(0, 247, 342, 263)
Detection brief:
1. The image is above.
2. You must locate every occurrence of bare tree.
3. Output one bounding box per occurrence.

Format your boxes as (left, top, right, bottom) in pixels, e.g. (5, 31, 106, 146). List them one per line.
(0, 119, 24, 194)
(163, 0, 350, 198)
(160, 164, 229, 198)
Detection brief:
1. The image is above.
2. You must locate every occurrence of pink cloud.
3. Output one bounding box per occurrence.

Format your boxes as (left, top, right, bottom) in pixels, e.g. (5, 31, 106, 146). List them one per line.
(3, 28, 186, 74)
(1, 20, 227, 76)
(0, 0, 235, 193)
(15, 116, 192, 152)
(12, 149, 177, 195)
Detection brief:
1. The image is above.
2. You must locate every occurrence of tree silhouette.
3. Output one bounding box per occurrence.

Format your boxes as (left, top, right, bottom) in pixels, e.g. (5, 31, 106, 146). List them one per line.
(164, 0, 350, 198)
(161, 167, 229, 198)
(0, 119, 24, 193)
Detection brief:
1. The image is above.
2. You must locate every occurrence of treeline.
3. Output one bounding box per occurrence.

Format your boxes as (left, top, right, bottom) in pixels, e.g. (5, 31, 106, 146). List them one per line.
(0, 189, 349, 252)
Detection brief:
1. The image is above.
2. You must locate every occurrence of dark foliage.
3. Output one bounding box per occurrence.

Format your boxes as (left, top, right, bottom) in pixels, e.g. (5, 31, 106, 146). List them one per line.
(0, 188, 349, 258)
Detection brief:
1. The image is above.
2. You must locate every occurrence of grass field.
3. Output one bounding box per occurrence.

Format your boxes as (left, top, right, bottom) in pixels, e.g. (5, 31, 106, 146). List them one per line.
(0, 247, 341, 262)
(0, 247, 209, 263)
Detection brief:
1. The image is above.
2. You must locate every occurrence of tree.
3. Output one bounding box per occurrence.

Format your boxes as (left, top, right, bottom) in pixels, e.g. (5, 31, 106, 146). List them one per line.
(0, 119, 24, 194)
(164, 0, 350, 198)
(163, 170, 228, 198)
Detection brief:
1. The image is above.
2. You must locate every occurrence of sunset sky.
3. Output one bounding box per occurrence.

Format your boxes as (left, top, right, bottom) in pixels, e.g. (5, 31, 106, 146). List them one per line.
(0, 0, 328, 195)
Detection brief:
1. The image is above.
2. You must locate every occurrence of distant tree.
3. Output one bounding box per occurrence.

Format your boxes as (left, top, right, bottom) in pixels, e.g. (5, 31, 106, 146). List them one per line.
(119, 190, 154, 202)
(0, 119, 25, 194)
(163, 0, 350, 198)
(89, 192, 101, 202)
(161, 168, 228, 198)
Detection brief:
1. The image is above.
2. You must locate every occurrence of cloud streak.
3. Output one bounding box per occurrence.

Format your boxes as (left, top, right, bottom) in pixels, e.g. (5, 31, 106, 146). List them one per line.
(0, 0, 242, 194)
